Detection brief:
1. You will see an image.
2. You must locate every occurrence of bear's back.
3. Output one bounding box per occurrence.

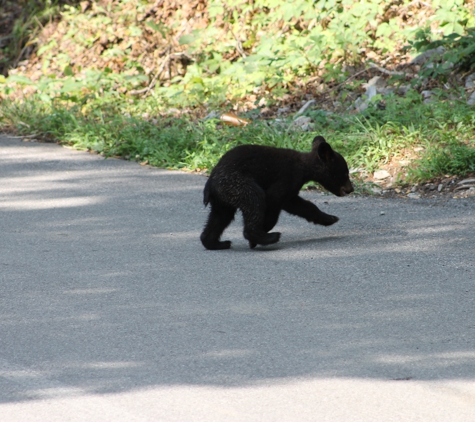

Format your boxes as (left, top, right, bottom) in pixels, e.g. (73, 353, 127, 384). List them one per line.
(213, 144, 304, 186)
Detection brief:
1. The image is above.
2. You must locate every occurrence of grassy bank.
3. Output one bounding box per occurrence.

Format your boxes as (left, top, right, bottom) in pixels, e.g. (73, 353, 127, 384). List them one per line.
(1, 89, 474, 188)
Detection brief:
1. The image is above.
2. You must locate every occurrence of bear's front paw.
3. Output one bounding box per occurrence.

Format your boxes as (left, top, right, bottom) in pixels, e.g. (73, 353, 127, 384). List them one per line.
(217, 240, 232, 249)
(265, 232, 281, 244)
(318, 214, 339, 226)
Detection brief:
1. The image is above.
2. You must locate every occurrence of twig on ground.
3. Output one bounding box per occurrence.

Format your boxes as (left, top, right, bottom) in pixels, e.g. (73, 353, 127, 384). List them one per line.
(368, 62, 406, 76)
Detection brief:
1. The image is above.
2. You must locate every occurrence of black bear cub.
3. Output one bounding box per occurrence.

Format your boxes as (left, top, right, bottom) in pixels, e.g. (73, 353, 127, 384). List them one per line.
(200, 136, 353, 250)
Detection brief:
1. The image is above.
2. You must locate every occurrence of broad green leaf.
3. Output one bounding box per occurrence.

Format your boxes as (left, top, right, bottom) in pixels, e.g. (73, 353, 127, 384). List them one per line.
(63, 65, 74, 76)
(7, 75, 33, 85)
(61, 79, 84, 93)
(190, 77, 204, 86)
(179, 34, 196, 45)
(146, 21, 167, 37)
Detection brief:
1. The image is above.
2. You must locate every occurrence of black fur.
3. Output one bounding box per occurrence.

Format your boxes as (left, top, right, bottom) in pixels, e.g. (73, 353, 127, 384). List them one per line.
(200, 136, 353, 250)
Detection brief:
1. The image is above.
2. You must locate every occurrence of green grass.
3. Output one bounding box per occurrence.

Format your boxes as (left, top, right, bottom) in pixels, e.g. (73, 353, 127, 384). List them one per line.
(409, 144, 475, 181)
(1, 90, 474, 186)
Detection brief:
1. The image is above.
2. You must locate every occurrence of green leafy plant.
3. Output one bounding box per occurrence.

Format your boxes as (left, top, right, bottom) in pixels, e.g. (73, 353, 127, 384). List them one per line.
(3, 0, 474, 107)
(408, 28, 475, 81)
(405, 0, 475, 82)
(409, 142, 475, 181)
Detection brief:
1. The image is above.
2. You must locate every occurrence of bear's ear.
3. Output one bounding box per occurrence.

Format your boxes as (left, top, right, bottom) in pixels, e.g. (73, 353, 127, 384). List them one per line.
(312, 136, 334, 162)
(311, 136, 326, 149)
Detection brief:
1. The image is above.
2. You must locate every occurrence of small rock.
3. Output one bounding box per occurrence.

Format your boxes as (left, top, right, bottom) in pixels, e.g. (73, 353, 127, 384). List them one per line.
(292, 115, 313, 131)
(371, 187, 383, 195)
(354, 85, 378, 112)
(380, 211, 385, 215)
(455, 185, 475, 191)
(203, 111, 220, 120)
(277, 106, 290, 115)
(293, 115, 312, 124)
(373, 170, 390, 180)
(365, 84, 378, 100)
(410, 46, 445, 65)
(354, 98, 367, 112)
(458, 178, 475, 185)
(365, 76, 386, 89)
(294, 100, 316, 117)
(465, 73, 475, 89)
(421, 90, 435, 104)
(397, 85, 411, 95)
(438, 184, 444, 192)
(407, 193, 421, 199)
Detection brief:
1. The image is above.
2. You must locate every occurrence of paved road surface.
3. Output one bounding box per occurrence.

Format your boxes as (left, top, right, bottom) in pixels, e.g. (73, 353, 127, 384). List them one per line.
(1, 134, 474, 421)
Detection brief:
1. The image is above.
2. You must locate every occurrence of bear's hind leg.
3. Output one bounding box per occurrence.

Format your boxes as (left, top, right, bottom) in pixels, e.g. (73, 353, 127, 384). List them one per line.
(201, 203, 236, 250)
(240, 187, 281, 248)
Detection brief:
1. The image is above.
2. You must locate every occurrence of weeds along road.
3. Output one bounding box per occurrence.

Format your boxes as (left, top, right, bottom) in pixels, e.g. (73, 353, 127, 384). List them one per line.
(1, 134, 474, 422)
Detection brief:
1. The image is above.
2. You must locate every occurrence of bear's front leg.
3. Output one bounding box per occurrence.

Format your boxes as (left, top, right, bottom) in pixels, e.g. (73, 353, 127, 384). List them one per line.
(283, 195, 339, 226)
(241, 206, 281, 248)
(243, 215, 281, 248)
(248, 206, 282, 249)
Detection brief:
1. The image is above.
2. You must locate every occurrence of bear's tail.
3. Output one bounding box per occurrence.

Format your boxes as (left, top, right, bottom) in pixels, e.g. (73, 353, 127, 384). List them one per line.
(203, 179, 211, 207)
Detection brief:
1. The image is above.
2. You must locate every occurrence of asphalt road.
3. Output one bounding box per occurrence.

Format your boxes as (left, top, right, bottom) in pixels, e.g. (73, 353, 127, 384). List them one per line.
(1, 134, 474, 421)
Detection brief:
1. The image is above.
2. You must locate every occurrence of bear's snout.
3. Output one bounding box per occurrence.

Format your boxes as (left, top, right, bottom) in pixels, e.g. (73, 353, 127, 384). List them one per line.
(339, 181, 354, 196)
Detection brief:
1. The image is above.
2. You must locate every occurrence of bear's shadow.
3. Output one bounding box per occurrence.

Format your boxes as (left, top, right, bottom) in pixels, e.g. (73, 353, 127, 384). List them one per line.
(228, 234, 351, 252)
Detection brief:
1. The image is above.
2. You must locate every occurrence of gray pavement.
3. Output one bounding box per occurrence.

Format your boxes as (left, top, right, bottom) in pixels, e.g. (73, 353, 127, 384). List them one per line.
(0, 134, 474, 421)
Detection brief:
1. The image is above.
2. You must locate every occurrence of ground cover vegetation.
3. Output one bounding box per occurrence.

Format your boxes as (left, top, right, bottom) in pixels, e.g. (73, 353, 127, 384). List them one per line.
(0, 0, 474, 196)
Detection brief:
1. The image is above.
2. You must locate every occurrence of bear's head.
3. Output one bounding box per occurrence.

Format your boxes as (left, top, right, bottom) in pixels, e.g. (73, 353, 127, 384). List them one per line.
(312, 136, 354, 197)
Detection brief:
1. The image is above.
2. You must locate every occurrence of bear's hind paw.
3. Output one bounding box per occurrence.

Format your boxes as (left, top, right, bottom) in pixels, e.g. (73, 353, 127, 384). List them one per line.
(202, 239, 232, 250)
(245, 231, 281, 247)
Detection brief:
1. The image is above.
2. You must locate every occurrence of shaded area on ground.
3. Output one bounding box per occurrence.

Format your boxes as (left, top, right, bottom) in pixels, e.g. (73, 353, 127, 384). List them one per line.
(0, 135, 474, 404)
